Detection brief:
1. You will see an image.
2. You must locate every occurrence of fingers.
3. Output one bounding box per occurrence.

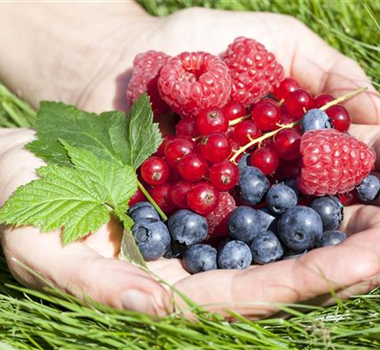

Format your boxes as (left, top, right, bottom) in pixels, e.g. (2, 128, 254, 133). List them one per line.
(1, 224, 172, 316)
(289, 21, 380, 124)
(174, 244, 379, 318)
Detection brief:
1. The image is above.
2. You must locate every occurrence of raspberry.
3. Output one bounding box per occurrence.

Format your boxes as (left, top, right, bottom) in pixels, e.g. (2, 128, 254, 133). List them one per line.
(158, 52, 231, 118)
(206, 192, 236, 237)
(126, 50, 170, 115)
(298, 129, 376, 196)
(222, 37, 284, 106)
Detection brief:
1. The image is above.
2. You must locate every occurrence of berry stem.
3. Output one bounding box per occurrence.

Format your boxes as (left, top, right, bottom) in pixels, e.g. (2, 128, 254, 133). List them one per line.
(228, 114, 251, 126)
(229, 121, 300, 164)
(320, 87, 367, 111)
(137, 180, 168, 221)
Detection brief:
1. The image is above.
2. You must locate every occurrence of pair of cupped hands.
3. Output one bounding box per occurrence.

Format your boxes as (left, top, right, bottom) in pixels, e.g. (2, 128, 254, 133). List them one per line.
(1, 3, 380, 318)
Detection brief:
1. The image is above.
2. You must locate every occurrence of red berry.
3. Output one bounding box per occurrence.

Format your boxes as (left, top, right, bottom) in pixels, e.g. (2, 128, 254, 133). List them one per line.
(273, 77, 300, 100)
(128, 188, 146, 207)
(170, 180, 192, 208)
(222, 37, 284, 106)
(165, 137, 196, 168)
(233, 120, 261, 146)
(252, 100, 281, 131)
(176, 118, 199, 138)
(312, 93, 334, 109)
(177, 153, 209, 182)
(200, 133, 232, 163)
(149, 183, 176, 213)
(326, 105, 351, 133)
(223, 100, 246, 121)
(251, 147, 279, 175)
(158, 52, 231, 117)
(285, 89, 312, 117)
(298, 129, 376, 196)
(209, 161, 239, 191)
(274, 128, 301, 160)
(338, 190, 358, 206)
(206, 192, 236, 237)
(196, 107, 228, 135)
(156, 135, 175, 157)
(141, 157, 170, 186)
(127, 50, 170, 115)
(187, 182, 219, 216)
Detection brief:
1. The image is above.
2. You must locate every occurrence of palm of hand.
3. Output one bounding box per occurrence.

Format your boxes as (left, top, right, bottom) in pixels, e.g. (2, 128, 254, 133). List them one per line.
(2, 8, 380, 318)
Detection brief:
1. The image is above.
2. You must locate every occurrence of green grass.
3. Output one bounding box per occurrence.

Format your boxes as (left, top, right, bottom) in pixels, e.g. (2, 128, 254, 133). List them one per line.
(1, 0, 380, 349)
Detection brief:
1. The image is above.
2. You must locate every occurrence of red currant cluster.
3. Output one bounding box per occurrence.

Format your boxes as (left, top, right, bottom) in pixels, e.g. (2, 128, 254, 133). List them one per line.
(132, 76, 353, 236)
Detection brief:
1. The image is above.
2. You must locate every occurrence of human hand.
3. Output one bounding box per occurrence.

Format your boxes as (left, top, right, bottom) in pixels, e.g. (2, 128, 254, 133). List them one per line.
(1, 4, 380, 318)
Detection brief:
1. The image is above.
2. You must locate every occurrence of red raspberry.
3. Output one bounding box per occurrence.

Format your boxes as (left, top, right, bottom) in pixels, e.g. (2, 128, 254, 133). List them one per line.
(206, 192, 236, 237)
(158, 52, 231, 118)
(126, 51, 170, 115)
(298, 129, 376, 196)
(222, 37, 284, 106)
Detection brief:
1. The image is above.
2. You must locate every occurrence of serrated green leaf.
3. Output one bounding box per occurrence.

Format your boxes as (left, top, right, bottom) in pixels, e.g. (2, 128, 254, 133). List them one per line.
(26, 94, 162, 169)
(0, 147, 138, 246)
(0, 165, 110, 245)
(119, 228, 147, 267)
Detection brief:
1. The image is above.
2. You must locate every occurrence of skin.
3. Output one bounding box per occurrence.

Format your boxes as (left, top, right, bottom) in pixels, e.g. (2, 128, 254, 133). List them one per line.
(1, 2, 380, 318)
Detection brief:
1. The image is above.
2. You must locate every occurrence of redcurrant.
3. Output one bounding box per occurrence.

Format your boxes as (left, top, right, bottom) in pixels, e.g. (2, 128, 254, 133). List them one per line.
(285, 89, 312, 117)
(326, 105, 350, 132)
(156, 135, 175, 157)
(176, 118, 199, 138)
(252, 99, 281, 131)
(200, 133, 232, 163)
(165, 137, 196, 168)
(140, 156, 170, 186)
(177, 153, 209, 182)
(187, 182, 219, 216)
(222, 100, 246, 121)
(274, 77, 300, 100)
(196, 107, 228, 135)
(274, 128, 301, 160)
(251, 147, 279, 175)
(149, 183, 176, 212)
(170, 180, 192, 208)
(209, 161, 239, 191)
(233, 120, 261, 146)
(312, 93, 334, 109)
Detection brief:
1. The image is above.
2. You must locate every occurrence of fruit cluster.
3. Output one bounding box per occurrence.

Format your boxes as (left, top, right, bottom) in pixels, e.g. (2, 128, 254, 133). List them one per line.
(126, 37, 379, 274)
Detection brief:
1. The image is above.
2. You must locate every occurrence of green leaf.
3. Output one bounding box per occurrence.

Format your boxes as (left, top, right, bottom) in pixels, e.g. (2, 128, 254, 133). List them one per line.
(26, 94, 162, 169)
(0, 147, 138, 245)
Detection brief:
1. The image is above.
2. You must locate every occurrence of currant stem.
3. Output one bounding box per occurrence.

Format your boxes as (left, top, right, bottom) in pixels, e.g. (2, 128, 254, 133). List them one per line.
(137, 180, 168, 221)
(228, 114, 251, 126)
(320, 87, 368, 111)
(229, 121, 300, 164)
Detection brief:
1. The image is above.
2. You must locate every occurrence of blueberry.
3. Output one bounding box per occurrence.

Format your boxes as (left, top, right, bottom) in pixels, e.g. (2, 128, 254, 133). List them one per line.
(283, 179, 301, 198)
(266, 184, 298, 215)
(163, 241, 187, 259)
(218, 240, 252, 270)
(228, 206, 261, 243)
(357, 175, 380, 202)
(301, 109, 332, 133)
(310, 196, 343, 231)
(238, 166, 270, 205)
(258, 208, 277, 233)
(250, 231, 284, 264)
(315, 230, 347, 248)
(132, 218, 171, 261)
(183, 244, 217, 274)
(129, 201, 160, 222)
(168, 209, 208, 246)
(237, 153, 251, 171)
(278, 206, 323, 252)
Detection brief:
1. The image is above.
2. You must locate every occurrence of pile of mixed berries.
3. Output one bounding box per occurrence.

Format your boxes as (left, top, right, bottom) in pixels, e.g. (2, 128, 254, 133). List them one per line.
(126, 37, 380, 274)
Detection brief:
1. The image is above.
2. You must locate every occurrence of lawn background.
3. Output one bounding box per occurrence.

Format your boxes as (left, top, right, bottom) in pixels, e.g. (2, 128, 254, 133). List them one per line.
(1, 0, 380, 349)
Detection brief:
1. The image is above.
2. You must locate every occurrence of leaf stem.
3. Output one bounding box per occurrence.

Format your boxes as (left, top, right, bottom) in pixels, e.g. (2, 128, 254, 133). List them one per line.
(320, 87, 367, 111)
(137, 180, 168, 221)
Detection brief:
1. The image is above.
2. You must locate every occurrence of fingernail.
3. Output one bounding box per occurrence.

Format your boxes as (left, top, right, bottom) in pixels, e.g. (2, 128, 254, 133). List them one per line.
(121, 290, 166, 316)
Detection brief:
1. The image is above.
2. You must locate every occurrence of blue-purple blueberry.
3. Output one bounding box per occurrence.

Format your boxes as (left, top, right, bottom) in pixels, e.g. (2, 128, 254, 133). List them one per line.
(266, 183, 298, 215)
(238, 166, 270, 205)
(183, 244, 217, 274)
(315, 230, 347, 248)
(310, 196, 343, 231)
(250, 231, 284, 264)
(357, 175, 380, 202)
(129, 201, 160, 222)
(217, 240, 252, 270)
(228, 206, 261, 243)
